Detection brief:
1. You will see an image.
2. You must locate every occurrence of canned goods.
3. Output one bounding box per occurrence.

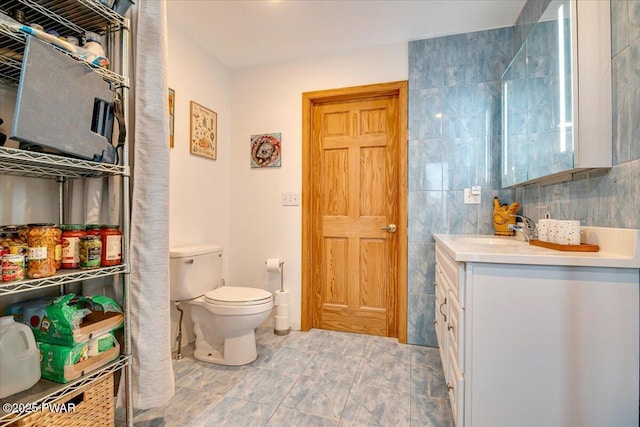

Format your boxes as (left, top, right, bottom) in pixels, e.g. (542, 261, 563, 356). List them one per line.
(79, 236, 102, 269)
(2, 254, 25, 282)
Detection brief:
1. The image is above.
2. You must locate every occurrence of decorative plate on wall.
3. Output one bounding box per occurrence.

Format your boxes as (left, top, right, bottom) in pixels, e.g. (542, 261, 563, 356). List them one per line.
(251, 133, 281, 168)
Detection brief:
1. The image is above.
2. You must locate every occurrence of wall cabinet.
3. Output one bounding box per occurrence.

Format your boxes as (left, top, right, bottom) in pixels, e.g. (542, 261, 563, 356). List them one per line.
(0, 1, 132, 426)
(434, 244, 639, 427)
(501, 0, 612, 187)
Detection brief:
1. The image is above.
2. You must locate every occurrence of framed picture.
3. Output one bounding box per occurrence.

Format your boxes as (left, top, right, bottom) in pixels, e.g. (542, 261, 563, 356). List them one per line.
(168, 88, 175, 148)
(250, 133, 281, 168)
(190, 101, 217, 160)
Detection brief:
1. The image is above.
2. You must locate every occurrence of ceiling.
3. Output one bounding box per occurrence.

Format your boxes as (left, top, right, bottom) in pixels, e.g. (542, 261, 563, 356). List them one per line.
(167, 0, 527, 70)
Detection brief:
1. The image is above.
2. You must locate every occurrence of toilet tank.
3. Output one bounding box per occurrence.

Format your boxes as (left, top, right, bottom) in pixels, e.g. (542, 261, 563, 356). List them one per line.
(169, 245, 223, 301)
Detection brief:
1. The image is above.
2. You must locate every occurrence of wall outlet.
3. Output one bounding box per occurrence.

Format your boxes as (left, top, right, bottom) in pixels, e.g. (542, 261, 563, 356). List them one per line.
(464, 188, 481, 204)
(282, 192, 300, 206)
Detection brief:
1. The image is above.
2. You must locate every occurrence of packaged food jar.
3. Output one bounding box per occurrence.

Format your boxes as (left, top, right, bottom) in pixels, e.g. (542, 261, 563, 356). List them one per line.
(53, 226, 62, 270)
(8, 241, 28, 257)
(86, 224, 102, 236)
(79, 236, 101, 270)
(99, 225, 122, 267)
(0, 228, 17, 257)
(25, 223, 57, 278)
(18, 225, 28, 243)
(0, 235, 8, 258)
(61, 225, 86, 269)
(0, 225, 19, 237)
(1, 254, 25, 282)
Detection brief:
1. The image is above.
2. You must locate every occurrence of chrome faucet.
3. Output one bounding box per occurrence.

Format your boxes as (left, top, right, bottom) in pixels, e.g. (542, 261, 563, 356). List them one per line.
(508, 215, 538, 242)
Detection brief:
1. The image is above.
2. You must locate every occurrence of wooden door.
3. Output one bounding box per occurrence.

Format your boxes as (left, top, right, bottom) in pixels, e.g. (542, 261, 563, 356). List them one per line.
(302, 82, 407, 340)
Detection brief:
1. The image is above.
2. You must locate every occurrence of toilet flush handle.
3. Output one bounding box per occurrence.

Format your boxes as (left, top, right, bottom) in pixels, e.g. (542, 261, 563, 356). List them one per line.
(185, 259, 194, 264)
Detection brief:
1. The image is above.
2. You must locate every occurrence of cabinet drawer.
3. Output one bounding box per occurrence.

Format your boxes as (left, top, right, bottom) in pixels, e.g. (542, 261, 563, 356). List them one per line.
(447, 346, 465, 427)
(447, 292, 464, 371)
(436, 246, 464, 306)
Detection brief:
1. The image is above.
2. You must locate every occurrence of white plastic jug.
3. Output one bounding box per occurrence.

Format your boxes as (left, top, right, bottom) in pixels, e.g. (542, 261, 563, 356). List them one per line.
(0, 315, 41, 398)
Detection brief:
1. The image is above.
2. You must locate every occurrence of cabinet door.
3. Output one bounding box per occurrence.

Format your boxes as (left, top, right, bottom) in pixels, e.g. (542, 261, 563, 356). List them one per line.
(447, 345, 465, 427)
(436, 246, 465, 307)
(447, 291, 464, 371)
(434, 267, 448, 369)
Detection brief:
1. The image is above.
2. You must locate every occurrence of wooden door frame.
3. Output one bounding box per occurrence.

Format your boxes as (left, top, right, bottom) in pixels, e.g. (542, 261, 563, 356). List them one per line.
(301, 81, 408, 343)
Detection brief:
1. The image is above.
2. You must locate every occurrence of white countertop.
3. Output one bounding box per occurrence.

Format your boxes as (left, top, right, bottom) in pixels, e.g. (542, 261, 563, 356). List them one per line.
(434, 226, 640, 268)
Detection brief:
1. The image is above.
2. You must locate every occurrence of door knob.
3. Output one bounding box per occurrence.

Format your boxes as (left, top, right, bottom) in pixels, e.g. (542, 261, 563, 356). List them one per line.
(381, 224, 397, 233)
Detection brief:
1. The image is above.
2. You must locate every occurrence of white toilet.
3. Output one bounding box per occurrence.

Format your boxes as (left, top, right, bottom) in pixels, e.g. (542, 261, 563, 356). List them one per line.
(169, 245, 273, 366)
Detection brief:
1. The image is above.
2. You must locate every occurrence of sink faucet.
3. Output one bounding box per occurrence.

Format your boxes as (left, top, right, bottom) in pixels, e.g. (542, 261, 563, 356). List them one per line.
(508, 215, 538, 242)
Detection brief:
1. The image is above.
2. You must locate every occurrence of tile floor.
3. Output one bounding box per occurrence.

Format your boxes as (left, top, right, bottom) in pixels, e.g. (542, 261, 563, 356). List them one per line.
(117, 327, 453, 426)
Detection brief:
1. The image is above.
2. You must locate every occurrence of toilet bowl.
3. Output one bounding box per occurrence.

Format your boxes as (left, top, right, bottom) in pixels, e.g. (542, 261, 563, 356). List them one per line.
(170, 245, 273, 366)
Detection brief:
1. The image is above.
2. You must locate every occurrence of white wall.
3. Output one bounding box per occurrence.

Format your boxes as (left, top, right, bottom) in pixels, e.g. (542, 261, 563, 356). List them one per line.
(166, 20, 232, 348)
(167, 30, 231, 252)
(228, 44, 408, 330)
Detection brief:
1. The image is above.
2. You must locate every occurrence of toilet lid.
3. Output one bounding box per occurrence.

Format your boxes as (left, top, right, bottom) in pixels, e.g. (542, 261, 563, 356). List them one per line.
(204, 286, 272, 306)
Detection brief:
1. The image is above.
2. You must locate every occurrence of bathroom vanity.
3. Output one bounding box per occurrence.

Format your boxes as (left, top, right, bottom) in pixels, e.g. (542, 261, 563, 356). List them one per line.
(433, 228, 640, 427)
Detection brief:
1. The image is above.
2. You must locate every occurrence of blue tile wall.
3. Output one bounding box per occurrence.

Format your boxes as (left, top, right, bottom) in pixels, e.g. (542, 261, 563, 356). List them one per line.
(407, 0, 640, 347)
(408, 27, 515, 346)
(519, 1, 640, 230)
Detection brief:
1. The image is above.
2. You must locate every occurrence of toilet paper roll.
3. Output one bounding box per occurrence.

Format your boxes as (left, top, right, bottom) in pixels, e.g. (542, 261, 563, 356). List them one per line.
(275, 315, 289, 331)
(276, 303, 289, 317)
(274, 289, 289, 305)
(266, 258, 282, 272)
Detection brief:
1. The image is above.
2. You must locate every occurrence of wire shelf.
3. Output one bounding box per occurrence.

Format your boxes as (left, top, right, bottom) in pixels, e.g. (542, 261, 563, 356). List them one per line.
(0, 0, 129, 87)
(0, 0, 126, 34)
(0, 355, 130, 426)
(0, 264, 127, 296)
(0, 146, 129, 179)
(0, 21, 127, 87)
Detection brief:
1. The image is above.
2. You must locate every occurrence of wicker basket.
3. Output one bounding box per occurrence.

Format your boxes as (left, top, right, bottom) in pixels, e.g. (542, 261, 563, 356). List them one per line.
(10, 373, 114, 427)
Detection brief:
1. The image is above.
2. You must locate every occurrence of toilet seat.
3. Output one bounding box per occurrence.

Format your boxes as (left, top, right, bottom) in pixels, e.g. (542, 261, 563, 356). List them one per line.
(204, 286, 272, 306)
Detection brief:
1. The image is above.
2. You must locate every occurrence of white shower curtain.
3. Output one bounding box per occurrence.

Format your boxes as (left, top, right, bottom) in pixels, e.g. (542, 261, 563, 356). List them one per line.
(128, 0, 174, 409)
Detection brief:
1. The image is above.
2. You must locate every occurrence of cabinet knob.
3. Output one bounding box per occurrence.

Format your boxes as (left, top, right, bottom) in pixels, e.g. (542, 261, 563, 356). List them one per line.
(433, 281, 437, 288)
(448, 324, 454, 332)
(185, 259, 194, 264)
(447, 383, 454, 392)
(433, 320, 438, 325)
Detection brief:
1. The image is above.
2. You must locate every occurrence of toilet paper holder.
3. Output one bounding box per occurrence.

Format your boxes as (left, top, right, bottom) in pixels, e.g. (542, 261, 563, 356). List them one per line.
(265, 259, 290, 335)
(265, 259, 285, 291)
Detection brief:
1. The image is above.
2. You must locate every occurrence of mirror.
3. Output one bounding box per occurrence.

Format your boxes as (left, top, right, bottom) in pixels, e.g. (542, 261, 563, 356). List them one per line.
(502, 0, 574, 187)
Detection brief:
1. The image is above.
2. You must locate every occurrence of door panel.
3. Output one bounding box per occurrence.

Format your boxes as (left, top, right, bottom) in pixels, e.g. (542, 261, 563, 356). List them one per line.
(360, 147, 386, 216)
(302, 81, 407, 341)
(360, 238, 386, 309)
(323, 149, 348, 215)
(314, 96, 397, 336)
(324, 238, 348, 305)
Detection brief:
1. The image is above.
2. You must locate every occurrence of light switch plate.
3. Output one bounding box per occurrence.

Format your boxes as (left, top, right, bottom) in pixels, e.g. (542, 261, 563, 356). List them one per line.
(282, 192, 300, 206)
(464, 188, 481, 204)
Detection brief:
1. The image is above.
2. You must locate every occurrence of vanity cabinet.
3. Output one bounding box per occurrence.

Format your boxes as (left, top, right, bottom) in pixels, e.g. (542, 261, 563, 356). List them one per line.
(434, 246, 465, 426)
(434, 242, 639, 427)
(501, 0, 612, 187)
